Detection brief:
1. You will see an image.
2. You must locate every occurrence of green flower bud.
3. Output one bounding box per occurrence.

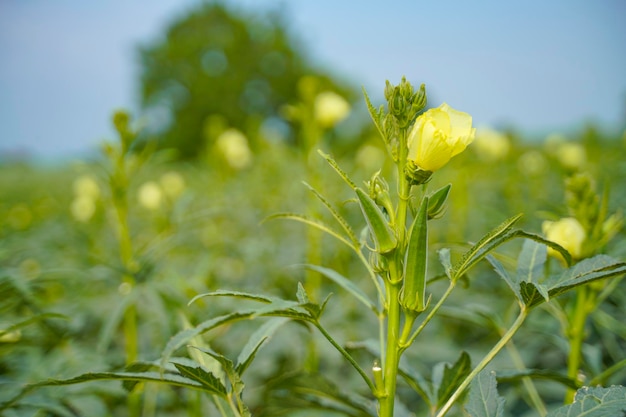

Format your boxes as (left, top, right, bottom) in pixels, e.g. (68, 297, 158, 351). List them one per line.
(367, 171, 394, 219)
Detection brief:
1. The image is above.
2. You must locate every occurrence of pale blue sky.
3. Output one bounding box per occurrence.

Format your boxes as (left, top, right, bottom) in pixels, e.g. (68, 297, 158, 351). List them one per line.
(1, 0, 625, 159)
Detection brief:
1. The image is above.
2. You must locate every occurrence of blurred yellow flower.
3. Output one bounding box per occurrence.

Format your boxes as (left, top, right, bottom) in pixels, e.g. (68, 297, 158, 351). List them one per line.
(73, 175, 100, 199)
(314, 91, 350, 128)
(544, 133, 567, 154)
(138, 181, 163, 210)
(556, 142, 586, 171)
(517, 150, 548, 176)
(160, 171, 186, 199)
(215, 128, 253, 170)
(70, 196, 96, 222)
(407, 103, 475, 172)
(355, 144, 386, 171)
(473, 127, 510, 161)
(542, 217, 586, 260)
(71, 195, 97, 222)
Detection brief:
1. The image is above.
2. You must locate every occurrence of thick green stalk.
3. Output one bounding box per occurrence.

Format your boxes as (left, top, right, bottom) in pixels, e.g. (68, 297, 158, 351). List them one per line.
(379, 280, 401, 417)
(112, 159, 140, 416)
(379, 129, 410, 417)
(436, 306, 529, 417)
(304, 116, 323, 371)
(565, 286, 595, 402)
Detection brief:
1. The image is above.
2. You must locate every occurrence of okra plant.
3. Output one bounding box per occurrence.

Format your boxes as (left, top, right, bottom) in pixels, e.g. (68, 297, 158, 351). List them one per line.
(3, 79, 625, 416)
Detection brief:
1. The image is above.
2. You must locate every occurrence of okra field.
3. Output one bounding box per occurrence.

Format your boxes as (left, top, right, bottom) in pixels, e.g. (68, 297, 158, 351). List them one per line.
(1, 2, 625, 417)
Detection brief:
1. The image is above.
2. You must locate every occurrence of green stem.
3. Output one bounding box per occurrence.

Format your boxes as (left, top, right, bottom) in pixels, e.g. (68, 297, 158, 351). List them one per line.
(379, 281, 401, 417)
(404, 281, 456, 348)
(379, 129, 410, 417)
(589, 357, 626, 386)
(436, 306, 529, 417)
(313, 321, 376, 394)
(112, 158, 140, 417)
(565, 286, 592, 402)
(502, 331, 547, 416)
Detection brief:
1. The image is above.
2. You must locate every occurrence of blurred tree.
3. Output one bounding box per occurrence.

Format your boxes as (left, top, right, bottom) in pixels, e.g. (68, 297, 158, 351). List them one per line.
(138, 1, 354, 159)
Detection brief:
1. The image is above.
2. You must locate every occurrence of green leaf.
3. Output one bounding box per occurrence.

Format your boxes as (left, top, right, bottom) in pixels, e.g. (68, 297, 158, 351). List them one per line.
(546, 385, 626, 417)
(547, 255, 626, 298)
(172, 362, 227, 395)
(188, 290, 273, 306)
(318, 150, 358, 190)
(265, 212, 357, 251)
(261, 370, 377, 417)
(355, 187, 397, 254)
(523, 255, 626, 308)
(465, 370, 505, 417)
(0, 313, 67, 338)
(496, 369, 579, 390)
(235, 317, 290, 375)
(5, 369, 213, 408)
(517, 239, 547, 285)
(162, 311, 255, 367)
(428, 184, 451, 219)
(487, 254, 520, 301)
(452, 214, 523, 281)
(399, 367, 434, 407)
(303, 181, 360, 247)
(302, 264, 379, 313)
(362, 86, 386, 141)
(520, 281, 549, 307)
(435, 351, 472, 408)
(401, 196, 429, 312)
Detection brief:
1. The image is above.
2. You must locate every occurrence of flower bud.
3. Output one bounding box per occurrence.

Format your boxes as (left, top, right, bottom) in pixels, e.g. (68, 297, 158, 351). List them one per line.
(367, 170, 393, 219)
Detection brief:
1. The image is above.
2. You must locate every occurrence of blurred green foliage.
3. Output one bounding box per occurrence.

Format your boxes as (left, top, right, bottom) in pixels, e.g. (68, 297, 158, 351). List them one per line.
(138, 1, 355, 159)
(1, 119, 624, 415)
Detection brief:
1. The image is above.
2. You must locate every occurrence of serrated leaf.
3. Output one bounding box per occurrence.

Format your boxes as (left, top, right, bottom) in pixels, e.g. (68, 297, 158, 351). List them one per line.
(487, 254, 521, 302)
(303, 181, 360, 247)
(452, 214, 523, 281)
(362, 86, 385, 141)
(546, 385, 626, 417)
(318, 150, 358, 190)
(465, 370, 505, 417)
(13, 370, 208, 399)
(435, 352, 472, 408)
(190, 346, 235, 375)
(296, 282, 309, 304)
(262, 371, 377, 416)
(265, 212, 357, 250)
(356, 187, 397, 254)
(517, 239, 547, 285)
(523, 255, 626, 308)
(548, 255, 626, 297)
(0, 313, 67, 338)
(496, 369, 579, 390)
(302, 264, 378, 313)
(399, 366, 434, 407)
(188, 290, 273, 306)
(236, 317, 290, 375)
(162, 311, 254, 367)
(520, 281, 550, 306)
(172, 362, 227, 395)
